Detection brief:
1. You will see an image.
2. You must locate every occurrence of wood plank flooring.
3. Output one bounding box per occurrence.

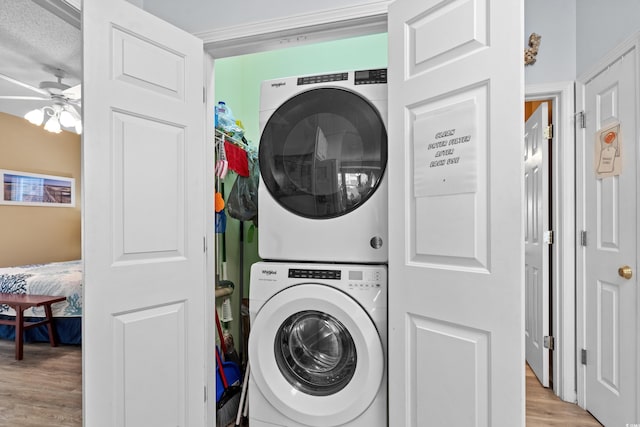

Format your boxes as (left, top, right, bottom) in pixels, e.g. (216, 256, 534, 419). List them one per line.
(526, 364, 602, 426)
(0, 340, 603, 426)
(0, 340, 82, 427)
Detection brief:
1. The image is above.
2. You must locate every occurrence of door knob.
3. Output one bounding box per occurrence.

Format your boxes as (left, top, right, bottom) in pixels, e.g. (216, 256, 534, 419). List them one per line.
(618, 265, 633, 280)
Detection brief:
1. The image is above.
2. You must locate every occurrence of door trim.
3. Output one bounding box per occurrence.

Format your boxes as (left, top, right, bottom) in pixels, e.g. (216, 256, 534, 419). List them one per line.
(200, 2, 390, 58)
(526, 82, 576, 403)
(575, 30, 640, 416)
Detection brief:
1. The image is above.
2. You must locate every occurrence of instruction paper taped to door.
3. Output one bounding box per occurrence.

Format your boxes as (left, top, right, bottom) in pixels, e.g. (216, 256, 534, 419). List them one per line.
(414, 100, 477, 197)
(595, 121, 622, 178)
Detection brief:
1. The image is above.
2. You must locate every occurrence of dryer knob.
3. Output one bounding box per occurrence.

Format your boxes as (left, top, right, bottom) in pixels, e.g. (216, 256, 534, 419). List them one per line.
(370, 236, 383, 249)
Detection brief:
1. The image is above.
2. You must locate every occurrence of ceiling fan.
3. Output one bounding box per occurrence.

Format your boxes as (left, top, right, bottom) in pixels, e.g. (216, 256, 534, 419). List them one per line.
(0, 68, 82, 134)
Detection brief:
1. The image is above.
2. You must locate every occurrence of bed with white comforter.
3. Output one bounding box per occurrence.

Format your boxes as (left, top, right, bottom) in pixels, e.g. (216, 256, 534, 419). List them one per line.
(0, 260, 82, 344)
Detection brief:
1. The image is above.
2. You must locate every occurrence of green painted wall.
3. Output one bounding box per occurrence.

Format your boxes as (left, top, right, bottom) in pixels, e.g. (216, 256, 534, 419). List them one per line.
(213, 33, 387, 355)
(215, 33, 388, 148)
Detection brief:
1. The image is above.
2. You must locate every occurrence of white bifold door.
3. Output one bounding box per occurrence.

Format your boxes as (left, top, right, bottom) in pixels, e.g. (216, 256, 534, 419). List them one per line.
(387, 0, 525, 425)
(82, 1, 208, 426)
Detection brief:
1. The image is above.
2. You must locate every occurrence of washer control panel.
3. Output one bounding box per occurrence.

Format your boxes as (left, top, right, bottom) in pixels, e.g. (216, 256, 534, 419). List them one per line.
(286, 267, 385, 291)
(288, 268, 341, 280)
(347, 268, 383, 290)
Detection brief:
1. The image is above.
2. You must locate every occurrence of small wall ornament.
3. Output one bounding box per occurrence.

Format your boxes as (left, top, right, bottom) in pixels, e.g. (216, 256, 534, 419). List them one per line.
(524, 33, 542, 66)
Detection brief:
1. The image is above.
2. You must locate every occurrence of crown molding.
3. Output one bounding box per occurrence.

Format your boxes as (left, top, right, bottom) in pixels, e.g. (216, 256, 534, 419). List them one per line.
(33, 0, 81, 28)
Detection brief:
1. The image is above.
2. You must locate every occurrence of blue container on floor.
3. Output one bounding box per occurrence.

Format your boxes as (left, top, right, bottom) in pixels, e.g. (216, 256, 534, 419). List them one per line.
(216, 349, 242, 402)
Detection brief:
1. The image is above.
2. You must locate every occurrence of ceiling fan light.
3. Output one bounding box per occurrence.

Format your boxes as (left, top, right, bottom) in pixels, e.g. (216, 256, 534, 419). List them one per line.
(24, 108, 44, 126)
(44, 116, 62, 133)
(59, 110, 76, 127)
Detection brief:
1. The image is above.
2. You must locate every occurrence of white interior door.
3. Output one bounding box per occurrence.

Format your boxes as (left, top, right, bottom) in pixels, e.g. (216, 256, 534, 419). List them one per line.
(578, 40, 638, 426)
(82, 1, 207, 426)
(387, 0, 524, 425)
(524, 103, 550, 387)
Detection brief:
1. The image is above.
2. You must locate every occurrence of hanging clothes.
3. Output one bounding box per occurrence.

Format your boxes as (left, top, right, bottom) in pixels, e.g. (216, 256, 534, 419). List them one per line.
(224, 139, 249, 177)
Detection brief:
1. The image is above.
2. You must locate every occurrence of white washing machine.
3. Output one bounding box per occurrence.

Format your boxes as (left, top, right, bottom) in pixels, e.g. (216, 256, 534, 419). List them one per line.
(248, 261, 387, 427)
(258, 69, 388, 263)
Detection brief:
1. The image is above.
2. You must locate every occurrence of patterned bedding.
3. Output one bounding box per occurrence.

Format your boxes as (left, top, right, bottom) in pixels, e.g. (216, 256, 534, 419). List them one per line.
(0, 260, 82, 318)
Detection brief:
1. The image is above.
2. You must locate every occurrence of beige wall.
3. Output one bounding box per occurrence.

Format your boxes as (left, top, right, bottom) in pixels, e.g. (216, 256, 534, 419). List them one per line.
(0, 112, 81, 267)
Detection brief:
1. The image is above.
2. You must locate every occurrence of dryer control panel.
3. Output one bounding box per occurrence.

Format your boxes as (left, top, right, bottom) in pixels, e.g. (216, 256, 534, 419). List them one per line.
(295, 68, 388, 86)
(354, 68, 387, 85)
(297, 72, 348, 86)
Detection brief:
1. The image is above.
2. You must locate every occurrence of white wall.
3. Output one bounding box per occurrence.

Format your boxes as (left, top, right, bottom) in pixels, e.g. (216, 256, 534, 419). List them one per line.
(524, 0, 576, 85)
(576, 0, 640, 76)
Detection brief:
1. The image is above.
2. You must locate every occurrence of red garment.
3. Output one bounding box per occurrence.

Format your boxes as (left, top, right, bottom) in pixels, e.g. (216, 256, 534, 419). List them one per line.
(224, 140, 249, 177)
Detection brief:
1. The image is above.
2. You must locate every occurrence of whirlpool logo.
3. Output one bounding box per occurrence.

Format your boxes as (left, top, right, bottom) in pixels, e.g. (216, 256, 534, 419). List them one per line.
(262, 269, 278, 276)
(271, 82, 286, 88)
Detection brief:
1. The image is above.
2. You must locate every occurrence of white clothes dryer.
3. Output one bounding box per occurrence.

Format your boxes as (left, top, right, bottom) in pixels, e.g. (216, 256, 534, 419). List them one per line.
(258, 69, 388, 263)
(248, 261, 387, 427)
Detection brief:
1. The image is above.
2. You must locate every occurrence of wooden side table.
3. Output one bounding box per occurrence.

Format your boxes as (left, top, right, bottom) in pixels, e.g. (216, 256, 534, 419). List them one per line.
(0, 293, 67, 360)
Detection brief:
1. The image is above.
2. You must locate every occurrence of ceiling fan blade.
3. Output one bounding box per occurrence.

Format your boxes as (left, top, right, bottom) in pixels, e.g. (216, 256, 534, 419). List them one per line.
(0, 95, 50, 101)
(62, 84, 81, 100)
(0, 73, 49, 96)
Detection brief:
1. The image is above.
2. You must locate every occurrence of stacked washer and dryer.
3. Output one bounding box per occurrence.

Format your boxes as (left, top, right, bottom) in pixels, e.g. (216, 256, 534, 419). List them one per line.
(249, 69, 389, 427)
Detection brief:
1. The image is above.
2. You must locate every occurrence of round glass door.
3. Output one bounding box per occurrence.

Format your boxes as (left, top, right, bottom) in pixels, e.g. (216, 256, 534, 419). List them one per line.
(249, 284, 384, 427)
(259, 88, 387, 219)
(275, 310, 356, 396)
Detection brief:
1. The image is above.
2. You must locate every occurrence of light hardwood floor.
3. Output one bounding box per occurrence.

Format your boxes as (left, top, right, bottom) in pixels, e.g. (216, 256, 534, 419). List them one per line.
(0, 340, 602, 426)
(526, 364, 602, 426)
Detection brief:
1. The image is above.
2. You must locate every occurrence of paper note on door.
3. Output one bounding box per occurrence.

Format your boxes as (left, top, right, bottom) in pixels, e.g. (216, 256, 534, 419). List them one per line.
(595, 122, 622, 178)
(413, 100, 477, 197)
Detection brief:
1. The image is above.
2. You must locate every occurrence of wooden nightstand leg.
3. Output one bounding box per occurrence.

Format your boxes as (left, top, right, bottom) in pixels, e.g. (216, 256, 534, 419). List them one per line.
(44, 304, 58, 347)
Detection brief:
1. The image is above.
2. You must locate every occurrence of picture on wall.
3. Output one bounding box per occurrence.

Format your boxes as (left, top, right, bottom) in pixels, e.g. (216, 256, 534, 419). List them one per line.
(1, 169, 75, 207)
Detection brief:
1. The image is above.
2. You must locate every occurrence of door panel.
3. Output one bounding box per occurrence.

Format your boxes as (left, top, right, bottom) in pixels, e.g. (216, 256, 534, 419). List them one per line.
(581, 43, 638, 426)
(387, 0, 524, 425)
(524, 103, 550, 387)
(83, 1, 207, 425)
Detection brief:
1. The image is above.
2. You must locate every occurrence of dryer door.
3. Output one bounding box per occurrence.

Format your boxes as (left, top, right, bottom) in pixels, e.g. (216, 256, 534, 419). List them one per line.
(249, 284, 384, 427)
(259, 87, 387, 219)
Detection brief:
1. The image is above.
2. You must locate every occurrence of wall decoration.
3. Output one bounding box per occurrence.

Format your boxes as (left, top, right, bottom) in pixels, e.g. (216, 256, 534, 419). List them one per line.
(525, 33, 542, 65)
(1, 169, 75, 207)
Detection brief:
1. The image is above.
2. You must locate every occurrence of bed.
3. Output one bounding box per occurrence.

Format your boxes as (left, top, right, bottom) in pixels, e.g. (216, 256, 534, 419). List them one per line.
(0, 260, 82, 345)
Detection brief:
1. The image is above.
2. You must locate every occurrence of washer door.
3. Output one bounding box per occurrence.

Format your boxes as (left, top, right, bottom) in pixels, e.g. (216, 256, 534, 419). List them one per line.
(249, 284, 384, 427)
(259, 87, 387, 219)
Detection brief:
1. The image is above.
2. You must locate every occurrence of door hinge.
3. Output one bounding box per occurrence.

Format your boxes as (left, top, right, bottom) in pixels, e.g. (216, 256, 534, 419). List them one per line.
(581, 349, 587, 365)
(544, 230, 554, 245)
(580, 230, 587, 246)
(544, 124, 553, 139)
(203, 87, 207, 103)
(203, 236, 207, 253)
(204, 386, 207, 402)
(577, 111, 586, 129)
(544, 335, 555, 350)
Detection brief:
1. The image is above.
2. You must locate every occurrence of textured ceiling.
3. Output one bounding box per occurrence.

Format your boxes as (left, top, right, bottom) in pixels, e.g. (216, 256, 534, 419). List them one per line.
(0, 0, 81, 120)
